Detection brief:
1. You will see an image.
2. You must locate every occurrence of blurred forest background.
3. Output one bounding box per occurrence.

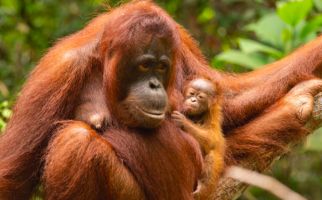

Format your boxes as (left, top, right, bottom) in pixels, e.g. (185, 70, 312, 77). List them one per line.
(0, 0, 321, 199)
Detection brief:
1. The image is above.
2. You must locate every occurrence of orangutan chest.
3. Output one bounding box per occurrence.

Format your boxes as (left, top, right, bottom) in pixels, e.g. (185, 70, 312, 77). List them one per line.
(103, 122, 202, 200)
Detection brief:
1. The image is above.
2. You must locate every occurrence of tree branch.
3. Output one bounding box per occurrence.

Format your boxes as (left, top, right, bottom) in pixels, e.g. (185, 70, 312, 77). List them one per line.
(212, 91, 322, 200)
(225, 166, 306, 200)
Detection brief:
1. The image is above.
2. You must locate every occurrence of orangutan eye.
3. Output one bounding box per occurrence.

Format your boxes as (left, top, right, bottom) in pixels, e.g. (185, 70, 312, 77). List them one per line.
(138, 65, 149, 72)
(156, 64, 167, 73)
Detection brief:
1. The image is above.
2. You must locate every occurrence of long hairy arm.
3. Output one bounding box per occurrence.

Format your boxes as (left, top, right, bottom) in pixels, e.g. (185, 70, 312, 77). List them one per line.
(0, 14, 108, 199)
(178, 25, 322, 132)
(215, 79, 322, 200)
(220, 36, 322, 131)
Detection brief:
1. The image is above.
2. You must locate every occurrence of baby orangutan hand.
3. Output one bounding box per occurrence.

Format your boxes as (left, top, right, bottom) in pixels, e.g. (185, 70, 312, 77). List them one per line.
(171, 111, 188, 128)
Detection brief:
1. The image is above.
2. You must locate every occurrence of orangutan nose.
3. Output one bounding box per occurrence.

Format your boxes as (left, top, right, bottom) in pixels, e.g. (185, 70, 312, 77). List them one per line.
(191, 97, 197, 103)
(149, 78, 161, 89)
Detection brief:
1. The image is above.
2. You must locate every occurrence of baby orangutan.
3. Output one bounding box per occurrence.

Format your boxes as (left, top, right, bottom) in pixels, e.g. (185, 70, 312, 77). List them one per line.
(172, 78, 225, 199)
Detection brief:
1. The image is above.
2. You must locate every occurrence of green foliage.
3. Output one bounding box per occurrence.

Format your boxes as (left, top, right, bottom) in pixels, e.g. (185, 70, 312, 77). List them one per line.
(0, 101, 12, 132)
(306, 128, 322, 151)
(314, 0, 322, 10)
(0, 0, 121, 102)
(215, 49, 267, 69)
(198, 7, 216, 23)
(277, 0, 312, 27)
(213, 0, 322, 154)
(0, 0, 321, 199)
(214, 0, 322, 70)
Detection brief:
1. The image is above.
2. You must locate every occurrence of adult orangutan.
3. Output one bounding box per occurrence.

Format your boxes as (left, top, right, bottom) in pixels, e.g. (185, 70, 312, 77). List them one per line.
(0, 1, 321, 199)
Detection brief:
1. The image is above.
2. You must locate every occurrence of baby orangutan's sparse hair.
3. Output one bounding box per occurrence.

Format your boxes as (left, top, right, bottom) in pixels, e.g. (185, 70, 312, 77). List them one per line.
(183, 79, 217, 118)
(172, 78, 225, 199)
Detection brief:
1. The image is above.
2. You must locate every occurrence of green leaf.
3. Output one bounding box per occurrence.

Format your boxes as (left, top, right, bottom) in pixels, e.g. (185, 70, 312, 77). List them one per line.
(210, 58, 226, 71)
(281, 27, 294, 52)
(162, 0, 180, 14)
(0, 101, 9, 108)
(0, 118, 6, 132)
(314, 0, 322, 11)
(300, 14, 322, 39)
(238, 38, 283, 58)
(277, 0, 313, 26)
(1, 108, 11, 119)
(215, 50, 267, 69)
(197, 7, 215, 23)
(246, 13, 286, 48)
(305, 128, 322, 151)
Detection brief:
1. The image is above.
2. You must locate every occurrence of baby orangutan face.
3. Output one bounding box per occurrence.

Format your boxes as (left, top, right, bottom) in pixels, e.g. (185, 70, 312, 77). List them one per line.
(183, 79, 215, 117)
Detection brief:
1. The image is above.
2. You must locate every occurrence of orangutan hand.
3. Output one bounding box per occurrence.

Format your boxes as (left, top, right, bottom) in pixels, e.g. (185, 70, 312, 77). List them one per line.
(283, 79, 322, 130)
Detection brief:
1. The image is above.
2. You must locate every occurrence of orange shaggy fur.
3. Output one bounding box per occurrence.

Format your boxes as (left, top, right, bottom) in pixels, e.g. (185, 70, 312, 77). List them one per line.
(0, 1, 321, 199)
